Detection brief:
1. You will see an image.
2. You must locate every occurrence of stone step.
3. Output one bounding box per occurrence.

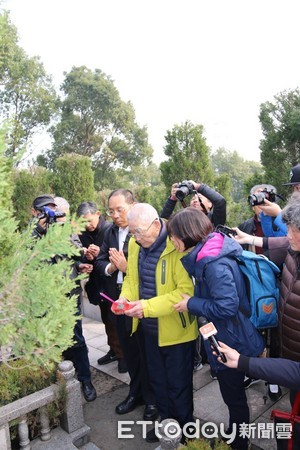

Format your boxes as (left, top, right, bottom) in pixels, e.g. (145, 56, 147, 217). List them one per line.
(79, 443, 101, 450)
(30, 425, 97, 450)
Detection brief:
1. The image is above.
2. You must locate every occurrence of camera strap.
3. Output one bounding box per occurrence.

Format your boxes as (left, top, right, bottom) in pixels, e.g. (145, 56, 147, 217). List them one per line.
(197, 195, 208, 215)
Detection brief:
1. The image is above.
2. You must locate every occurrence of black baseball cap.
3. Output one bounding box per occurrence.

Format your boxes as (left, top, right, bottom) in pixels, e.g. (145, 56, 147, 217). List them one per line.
(282, 164, 300, 186)
(33, 194, 57, 210)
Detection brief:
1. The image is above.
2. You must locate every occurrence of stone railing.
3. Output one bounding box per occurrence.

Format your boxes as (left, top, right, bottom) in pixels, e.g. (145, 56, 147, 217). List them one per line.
(0, 360, 90, 450)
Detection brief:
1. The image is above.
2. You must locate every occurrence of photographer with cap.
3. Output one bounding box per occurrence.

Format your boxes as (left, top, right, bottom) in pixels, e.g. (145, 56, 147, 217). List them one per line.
(31, 194, 58, 238)
(30, 194, 97, 402)
(161, 180, 226, 227)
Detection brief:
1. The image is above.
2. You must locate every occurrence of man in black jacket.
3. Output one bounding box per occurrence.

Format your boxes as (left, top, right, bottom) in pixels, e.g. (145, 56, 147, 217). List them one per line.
(77, 201, 126, 373)
(94, 189, 158, 421)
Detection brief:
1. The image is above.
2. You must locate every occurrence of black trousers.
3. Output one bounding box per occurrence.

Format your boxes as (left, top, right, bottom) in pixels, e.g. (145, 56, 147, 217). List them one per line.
(116, 318, 156, 405)
(143, 331, 195, 428)
(63, 317, 91, 382)
(217, 368, 249, 450)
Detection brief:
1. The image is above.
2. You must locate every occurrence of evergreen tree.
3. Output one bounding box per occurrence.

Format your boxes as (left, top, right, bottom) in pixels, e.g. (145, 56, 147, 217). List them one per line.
(53, 153, 95, 213)
(259, 88, 300, 192)
(0, 128, 78, 368)
(160, 121, 214, 194)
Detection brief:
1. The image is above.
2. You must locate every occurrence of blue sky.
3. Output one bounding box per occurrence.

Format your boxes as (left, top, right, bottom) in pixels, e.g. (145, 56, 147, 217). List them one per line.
(4, 0, 300, 164)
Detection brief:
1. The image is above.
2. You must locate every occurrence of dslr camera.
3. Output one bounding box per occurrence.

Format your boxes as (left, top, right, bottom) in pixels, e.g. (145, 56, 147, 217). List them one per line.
(38, 206, 66, 224)
(175, 180, 195, 201)
(248, 188, 277, 207)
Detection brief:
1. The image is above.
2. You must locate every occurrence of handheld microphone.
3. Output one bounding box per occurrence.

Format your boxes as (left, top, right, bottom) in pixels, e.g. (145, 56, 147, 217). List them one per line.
(198, 316, 227, 363)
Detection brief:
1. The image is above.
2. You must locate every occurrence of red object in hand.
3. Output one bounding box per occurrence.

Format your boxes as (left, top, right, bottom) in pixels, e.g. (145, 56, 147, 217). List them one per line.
(111, 301, 134, 315)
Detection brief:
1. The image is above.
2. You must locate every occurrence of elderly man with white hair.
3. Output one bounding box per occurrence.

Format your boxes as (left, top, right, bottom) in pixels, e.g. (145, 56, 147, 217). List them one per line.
(112, 203, 198, 444)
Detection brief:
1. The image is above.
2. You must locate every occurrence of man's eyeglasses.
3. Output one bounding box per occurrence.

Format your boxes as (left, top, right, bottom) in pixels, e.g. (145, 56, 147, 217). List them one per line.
(130, 218, 158, 238)
(106, 207, 127, 217)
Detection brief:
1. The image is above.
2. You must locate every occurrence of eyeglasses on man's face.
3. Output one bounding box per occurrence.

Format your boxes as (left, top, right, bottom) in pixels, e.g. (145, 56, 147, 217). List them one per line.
(130, 218, 158, 238)
(106, 207, 128, 217)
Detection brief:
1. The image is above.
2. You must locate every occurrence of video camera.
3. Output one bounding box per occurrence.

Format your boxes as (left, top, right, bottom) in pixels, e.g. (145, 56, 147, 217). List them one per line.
(37, 206, 66, 224)
(175, 180, 195, 201)
(248, 188, 277, 207)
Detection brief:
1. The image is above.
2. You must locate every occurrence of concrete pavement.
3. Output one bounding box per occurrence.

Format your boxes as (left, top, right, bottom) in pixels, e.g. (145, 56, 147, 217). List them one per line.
(82, 317, 292, 450)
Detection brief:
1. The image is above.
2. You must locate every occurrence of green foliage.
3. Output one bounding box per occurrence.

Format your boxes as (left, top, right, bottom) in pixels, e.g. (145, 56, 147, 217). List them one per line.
(0, 129, 78, 368)
(226, 199, 251, 227)
(0, 358, 67, 442)
(214, 174, 231, 204)
(0, 359, 56, 406)
(160, 121, 214, 194)
(0, 9, 58, 162)
(11, 166, 53, 229)
(53, 153, 95, 213)
(45, 66, 152, 189)
(259, 88, 300, 193)
(211, 148, 263, 203)
(243, 172, 267, 197)
(109, 163, 166, 212)
(0, 10, 19, 81)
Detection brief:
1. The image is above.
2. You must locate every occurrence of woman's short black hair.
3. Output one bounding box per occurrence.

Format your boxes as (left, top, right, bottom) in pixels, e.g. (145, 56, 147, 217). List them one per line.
(167, 207, 213, 250)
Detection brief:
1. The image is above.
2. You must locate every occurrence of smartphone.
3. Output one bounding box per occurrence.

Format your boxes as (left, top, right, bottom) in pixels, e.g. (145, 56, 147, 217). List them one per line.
(215, 224, 237, 237)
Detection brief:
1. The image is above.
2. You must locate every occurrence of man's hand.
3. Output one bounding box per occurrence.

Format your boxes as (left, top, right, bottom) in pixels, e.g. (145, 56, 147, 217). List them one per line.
(173, 293, 190, 312)
(79, 263, 93, 274)
(37, 216, 48, 230)
(86, 244, 100, 260)
(124, 301, 144, 318)
(257, 199, 282, 217)
(170, 183, 179, 200)
(212, 341, 240, 368)
(187, 180, 201, 190)
(109, 248, 127, 273)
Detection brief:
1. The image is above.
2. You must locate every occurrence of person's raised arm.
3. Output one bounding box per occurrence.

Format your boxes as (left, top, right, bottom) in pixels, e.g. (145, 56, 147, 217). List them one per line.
(233, 227, 264, 248)
(160, 183, 179, 220)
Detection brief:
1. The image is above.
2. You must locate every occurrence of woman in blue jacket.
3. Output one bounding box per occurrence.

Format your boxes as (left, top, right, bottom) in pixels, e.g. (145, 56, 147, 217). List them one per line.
(167, 207, 265, 450)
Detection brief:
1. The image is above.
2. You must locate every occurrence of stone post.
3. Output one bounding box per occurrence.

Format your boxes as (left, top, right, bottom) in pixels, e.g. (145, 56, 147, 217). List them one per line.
(0, 424, 11, 450)
(57, 360, 85, 434)
(156, 418, 183, 449)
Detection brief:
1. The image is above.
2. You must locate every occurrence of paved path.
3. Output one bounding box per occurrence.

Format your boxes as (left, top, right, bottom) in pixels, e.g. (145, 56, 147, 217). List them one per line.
(82, 317, 292, 450)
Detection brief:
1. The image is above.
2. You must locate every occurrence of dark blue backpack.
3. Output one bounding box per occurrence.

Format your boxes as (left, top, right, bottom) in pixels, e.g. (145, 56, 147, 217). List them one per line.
(235, 250, 281, 329)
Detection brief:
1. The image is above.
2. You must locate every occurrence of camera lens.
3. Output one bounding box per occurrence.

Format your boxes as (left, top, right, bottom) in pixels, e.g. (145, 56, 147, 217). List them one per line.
(248, 192, 267, 206)
(175, 186, 190, 201)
